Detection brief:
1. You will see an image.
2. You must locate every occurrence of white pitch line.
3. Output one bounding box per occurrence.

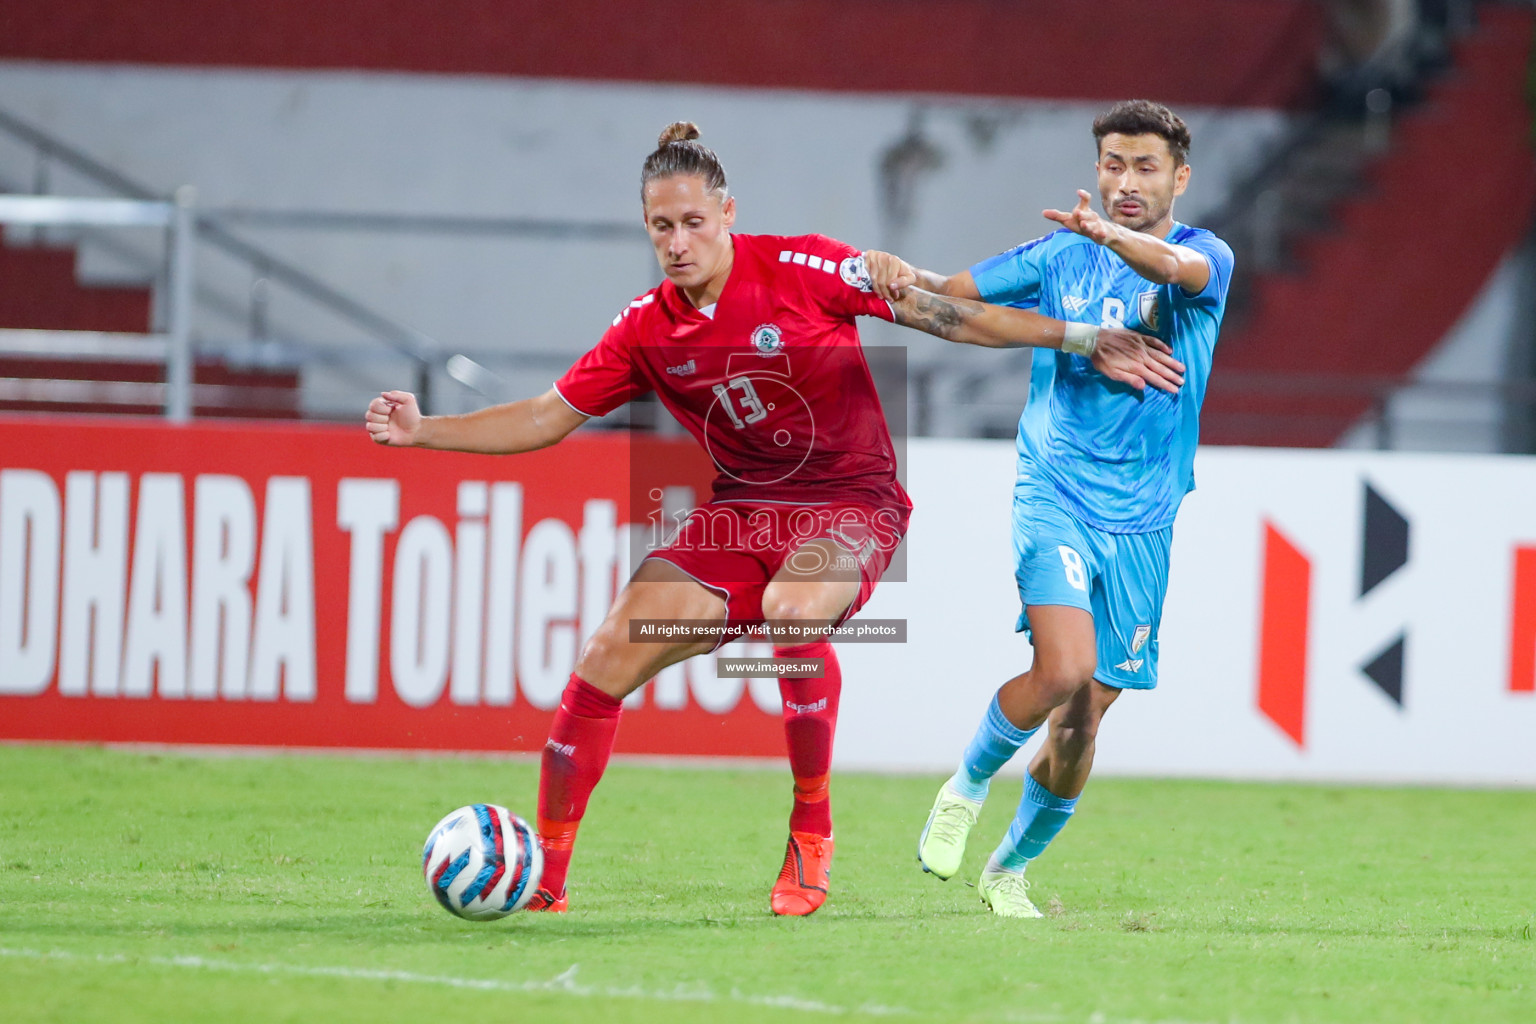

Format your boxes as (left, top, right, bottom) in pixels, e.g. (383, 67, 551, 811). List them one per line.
(0, 947, 910, 1017)
(0, 947, 1230, 1024)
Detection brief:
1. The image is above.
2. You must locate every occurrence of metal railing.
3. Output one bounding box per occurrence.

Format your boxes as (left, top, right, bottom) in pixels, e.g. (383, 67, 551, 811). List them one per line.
(0, 105, 444, 409)
(0, 191, 197, 420)
(2, 71, 1528, 451)
(1208, 371, 1536, 452)
(909, 361, 1536, 453)
(0, 103, 661, 420)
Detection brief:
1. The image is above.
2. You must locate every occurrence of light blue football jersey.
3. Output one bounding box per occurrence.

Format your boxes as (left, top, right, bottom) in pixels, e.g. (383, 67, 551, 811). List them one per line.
(971, 223, 1233, 534)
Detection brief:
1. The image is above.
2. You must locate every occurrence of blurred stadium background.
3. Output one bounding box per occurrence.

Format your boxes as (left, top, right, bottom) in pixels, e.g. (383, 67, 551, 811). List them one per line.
(1, 0, 1534, 775)
(0, 0, 1532, 450)
(3, 4, 1536, 1022)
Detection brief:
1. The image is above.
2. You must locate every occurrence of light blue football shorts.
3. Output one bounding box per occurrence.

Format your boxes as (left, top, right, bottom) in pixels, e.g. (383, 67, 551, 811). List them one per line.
(1011, 481, 1172, 690)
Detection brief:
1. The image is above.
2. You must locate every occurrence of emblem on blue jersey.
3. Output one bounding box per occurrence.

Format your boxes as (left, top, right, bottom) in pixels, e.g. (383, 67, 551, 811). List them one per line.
(1116, 624, 1152, 673)
(839, 255, 873, 293)
(751, 323, 785, 356)
(1137, 291, 1161, 332)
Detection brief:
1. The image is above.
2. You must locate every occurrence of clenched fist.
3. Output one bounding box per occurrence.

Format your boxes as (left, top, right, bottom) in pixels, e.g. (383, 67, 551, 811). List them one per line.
(365, 390, 422, 446)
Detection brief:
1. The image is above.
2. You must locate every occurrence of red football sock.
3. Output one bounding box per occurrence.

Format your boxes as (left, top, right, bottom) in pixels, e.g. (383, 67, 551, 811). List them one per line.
(776, 641, 841, 838)
(536, 674, 623, 897)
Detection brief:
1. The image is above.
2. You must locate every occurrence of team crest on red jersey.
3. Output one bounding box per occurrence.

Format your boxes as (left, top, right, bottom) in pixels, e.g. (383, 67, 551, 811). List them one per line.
(839, 254, 874, 292)
(751, 323, 785, 356)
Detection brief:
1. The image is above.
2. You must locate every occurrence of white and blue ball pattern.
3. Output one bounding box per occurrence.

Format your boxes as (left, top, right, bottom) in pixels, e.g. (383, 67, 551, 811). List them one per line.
(422, 804, 543, 920)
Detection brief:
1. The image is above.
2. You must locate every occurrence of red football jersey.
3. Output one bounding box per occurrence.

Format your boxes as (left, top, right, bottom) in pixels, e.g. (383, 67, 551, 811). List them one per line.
(555, 232, 910, 511)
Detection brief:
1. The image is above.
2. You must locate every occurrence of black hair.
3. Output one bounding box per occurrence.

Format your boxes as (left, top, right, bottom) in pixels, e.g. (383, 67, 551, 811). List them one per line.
(1092, 100, 1191, 165)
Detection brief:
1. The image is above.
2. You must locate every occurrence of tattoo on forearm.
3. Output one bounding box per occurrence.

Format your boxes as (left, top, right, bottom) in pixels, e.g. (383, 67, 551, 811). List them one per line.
(893, 289, 978, 338)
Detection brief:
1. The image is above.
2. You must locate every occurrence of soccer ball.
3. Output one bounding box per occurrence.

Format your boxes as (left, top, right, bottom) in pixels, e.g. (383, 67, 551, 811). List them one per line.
(422, 804, 544, 920)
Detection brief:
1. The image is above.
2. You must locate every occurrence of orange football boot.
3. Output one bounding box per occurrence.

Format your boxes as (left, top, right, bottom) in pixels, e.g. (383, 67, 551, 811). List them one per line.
(525, 888, 568, 913)
(531, 819, 575, 914)
(770, 831, 834, 916)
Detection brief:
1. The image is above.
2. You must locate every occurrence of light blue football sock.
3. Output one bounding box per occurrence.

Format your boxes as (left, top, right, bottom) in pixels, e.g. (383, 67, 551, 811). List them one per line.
(987, 772, 1078, 873)
(948, 693, 1037, 802)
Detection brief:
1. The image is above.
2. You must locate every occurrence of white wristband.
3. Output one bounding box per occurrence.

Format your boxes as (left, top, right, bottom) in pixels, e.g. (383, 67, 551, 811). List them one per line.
(1062, 322, 1099, 357)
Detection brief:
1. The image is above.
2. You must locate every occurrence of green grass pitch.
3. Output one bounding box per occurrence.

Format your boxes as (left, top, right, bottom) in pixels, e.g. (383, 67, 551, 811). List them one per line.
(1, 744, 1532, 1023)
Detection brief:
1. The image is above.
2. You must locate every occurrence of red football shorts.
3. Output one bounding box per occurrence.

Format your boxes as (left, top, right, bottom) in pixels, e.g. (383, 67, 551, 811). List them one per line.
(644, 500, 908, 638)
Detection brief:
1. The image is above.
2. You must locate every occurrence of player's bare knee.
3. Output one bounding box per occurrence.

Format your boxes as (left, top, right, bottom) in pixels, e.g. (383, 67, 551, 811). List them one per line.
(766, 616, 833, 645)
(760, 588, 799, 623)
(761, 595, 832, 641)
(1048, 717, 1101, 758)
(1031, 657, 1098, 705)
(573, 620, 632, 683)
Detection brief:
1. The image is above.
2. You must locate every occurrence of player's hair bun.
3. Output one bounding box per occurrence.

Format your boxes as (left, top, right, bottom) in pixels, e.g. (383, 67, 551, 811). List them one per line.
(641, 121, 726, 201)
(658, 121, 702, 147)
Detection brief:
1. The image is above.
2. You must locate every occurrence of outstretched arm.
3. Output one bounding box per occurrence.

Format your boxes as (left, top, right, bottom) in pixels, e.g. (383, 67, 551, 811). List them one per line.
(865, 251, 984, 302)
(1044, 190, 1210, 292)
(365, 388, 589, 454)
(888, 287, 1185, 394)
